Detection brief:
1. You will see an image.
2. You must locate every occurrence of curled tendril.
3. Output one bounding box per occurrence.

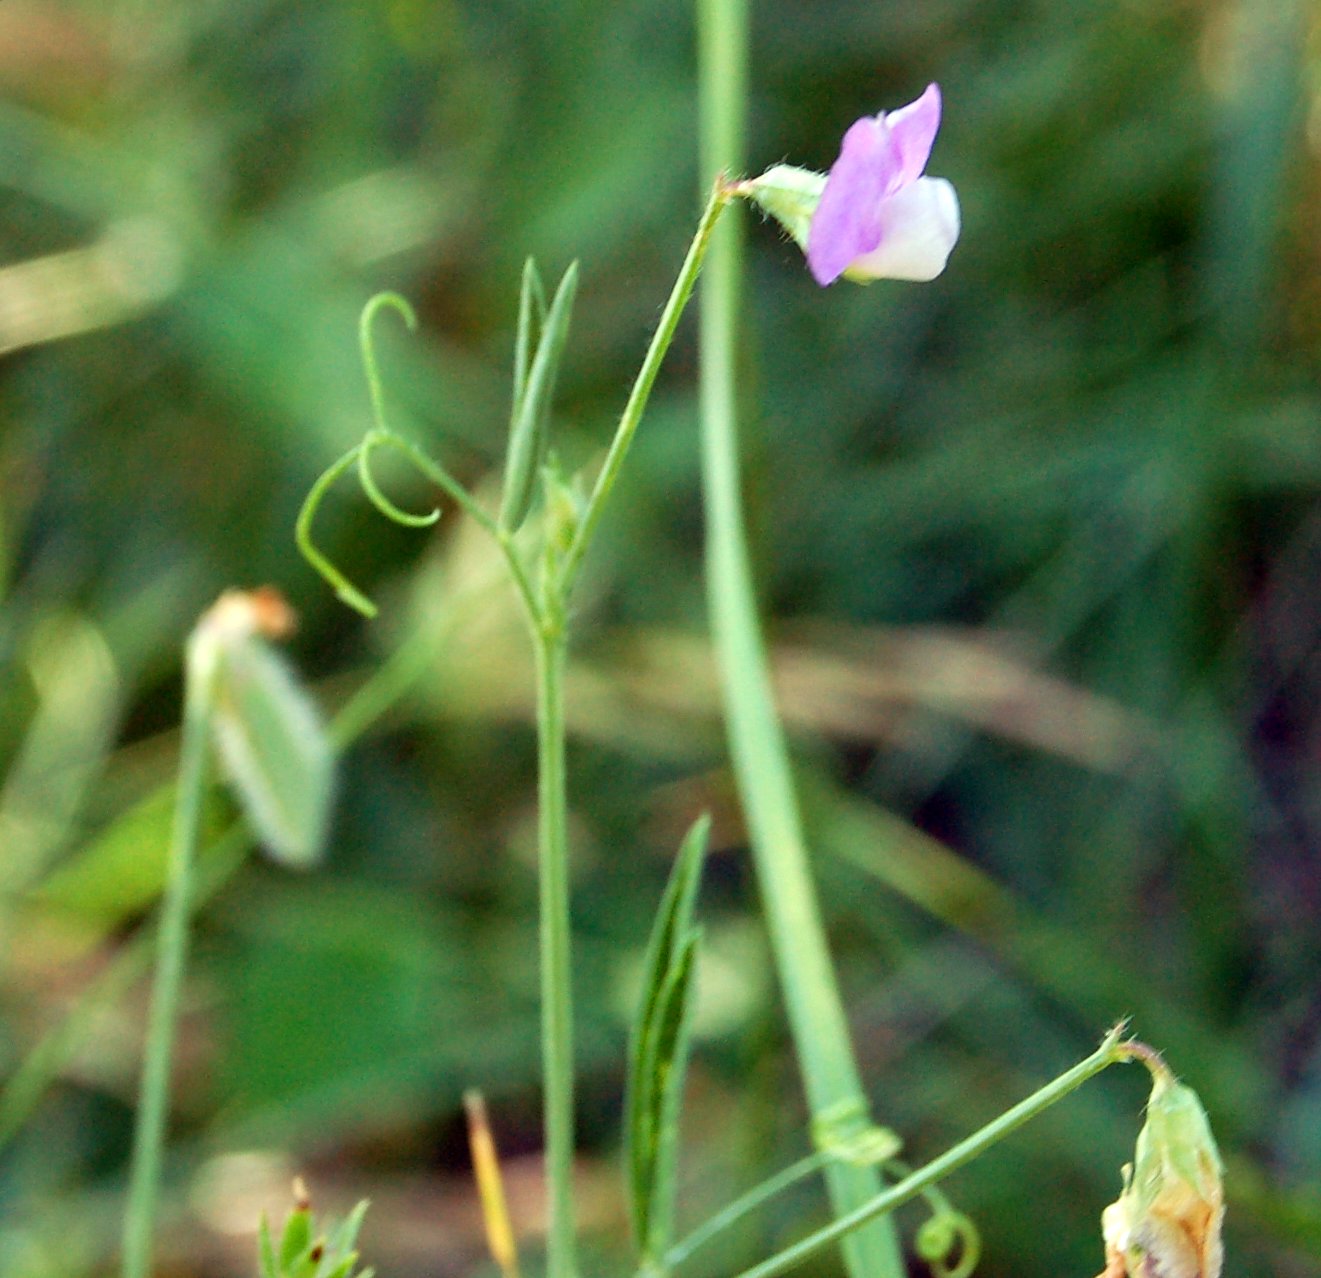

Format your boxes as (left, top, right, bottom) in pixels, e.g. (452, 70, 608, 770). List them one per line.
(355, 296, 443, 526)
(809, 1100, 903, 1167)
(359, 291, 417, 433)
(914, 1209, 980, 1278)
(296, 294, 453, 618)
(295, 444, 379, 618)
(296, 291, 536, 622)
(358, 432, 442, 528)
(884, 1157, 980, 1278)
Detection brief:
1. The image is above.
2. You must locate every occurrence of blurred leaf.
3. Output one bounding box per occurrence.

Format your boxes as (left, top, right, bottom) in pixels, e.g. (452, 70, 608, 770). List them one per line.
(279, 1205, 312, 1272)
(260, 1195, 374, 1278)
(0, 613, 120, 901)
(32, 781, 229, 938)
(217, 880, 467, 1114)
(258, 1212, 280, 1278)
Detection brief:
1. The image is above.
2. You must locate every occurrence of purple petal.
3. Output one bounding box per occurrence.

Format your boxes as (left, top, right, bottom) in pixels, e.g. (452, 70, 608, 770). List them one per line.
(806, 84, 949, 287)
(806, 115, 896, 286)
(882, 83, 942, 191)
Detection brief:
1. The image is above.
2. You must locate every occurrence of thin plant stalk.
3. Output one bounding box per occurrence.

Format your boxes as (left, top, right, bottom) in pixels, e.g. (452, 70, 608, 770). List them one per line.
(120, 642, 218, 1278)
(522, 186, 733, 1278)
(535, 621, 576, 1278)
(0, 597, 473, 1154)
(559, 178, 730, 596)
(695, 2, 904, 1275)
(664, 1150, 832, 1268)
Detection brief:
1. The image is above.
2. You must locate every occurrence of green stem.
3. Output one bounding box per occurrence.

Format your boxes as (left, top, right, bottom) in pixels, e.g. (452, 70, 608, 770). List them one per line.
(535, 622, 576, 1278)
(120, 637, 218, 1278)
(694, 2, 904, 1276)
(559, 178, 730, 597)
(665, 1150, 833, 1269)
(527, 175, 738, 1278)
(728, 1030, 1128, 1278)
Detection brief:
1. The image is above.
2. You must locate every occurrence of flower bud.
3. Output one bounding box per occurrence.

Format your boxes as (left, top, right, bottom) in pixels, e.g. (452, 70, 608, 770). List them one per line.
(1097, 1068, 1224, 1278)
(193, 588, 333, 869)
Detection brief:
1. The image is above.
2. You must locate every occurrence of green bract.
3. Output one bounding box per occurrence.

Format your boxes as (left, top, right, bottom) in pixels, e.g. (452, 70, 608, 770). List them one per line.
(742, 165, 827, 253)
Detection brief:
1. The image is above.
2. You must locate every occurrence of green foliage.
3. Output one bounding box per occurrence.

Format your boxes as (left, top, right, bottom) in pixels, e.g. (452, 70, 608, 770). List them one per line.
(499, 259, 578, 533)
(0, 1, 1317, 1276)
(627, 814, 709, 1263)
(33, 783, 228, 932)
(258, 1196, 374, 1278)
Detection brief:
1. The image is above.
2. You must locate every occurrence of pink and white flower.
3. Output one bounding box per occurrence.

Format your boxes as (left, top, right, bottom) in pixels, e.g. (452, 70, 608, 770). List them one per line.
(805, 83, 960, 286)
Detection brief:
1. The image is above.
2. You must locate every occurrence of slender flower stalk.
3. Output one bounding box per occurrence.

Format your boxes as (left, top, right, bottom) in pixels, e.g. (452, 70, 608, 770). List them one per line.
(663, 1150, 834, 1268)
(696, 2, 905, 1277)
(120, 628, 218, 1278)
(559, 178, 731, 597)
(122, 590, 330, 1278)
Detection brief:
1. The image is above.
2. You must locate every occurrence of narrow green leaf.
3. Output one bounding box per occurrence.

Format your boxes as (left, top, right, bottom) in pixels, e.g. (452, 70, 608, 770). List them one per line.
(512, 257, 547, 415)
(279, 1206, 313, 1270)
(324, 1200, 371, 1262)
(498, 261, 579, 532)
(626, 814, 710, 1257)
(638, 932, 702, 1261)
(34, 782, 229, 932)
(258, 1214, 279, 1278)
(260, 1193, 372, 1278)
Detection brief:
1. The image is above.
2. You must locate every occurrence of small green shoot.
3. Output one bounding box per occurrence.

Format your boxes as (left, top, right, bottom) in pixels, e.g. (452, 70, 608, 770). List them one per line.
(512, 256, 549, 413)
(258, 1180, 374, 1278)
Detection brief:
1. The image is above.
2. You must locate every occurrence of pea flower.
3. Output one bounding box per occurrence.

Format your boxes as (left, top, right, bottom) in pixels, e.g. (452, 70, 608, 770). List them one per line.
(741, 83, 960, 286)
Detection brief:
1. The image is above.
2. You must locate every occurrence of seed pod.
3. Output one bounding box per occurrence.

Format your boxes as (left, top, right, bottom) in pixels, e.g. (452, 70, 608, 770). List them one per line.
(1097, 1068, 1224, 1278)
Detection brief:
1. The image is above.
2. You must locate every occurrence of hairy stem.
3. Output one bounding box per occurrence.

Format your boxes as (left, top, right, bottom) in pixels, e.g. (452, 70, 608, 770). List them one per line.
(560, 179, 730, 596)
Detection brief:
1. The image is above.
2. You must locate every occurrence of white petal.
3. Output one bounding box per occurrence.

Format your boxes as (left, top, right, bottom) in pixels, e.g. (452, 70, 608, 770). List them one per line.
(845, 177, 960, 283)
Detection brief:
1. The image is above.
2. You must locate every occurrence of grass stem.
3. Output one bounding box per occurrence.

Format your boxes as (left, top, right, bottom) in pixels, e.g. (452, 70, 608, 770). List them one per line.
(695, 2, 904, 1275)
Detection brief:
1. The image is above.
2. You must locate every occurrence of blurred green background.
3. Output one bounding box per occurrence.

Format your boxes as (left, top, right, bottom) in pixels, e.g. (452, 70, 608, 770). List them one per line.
(1, 0, 1319, 1275)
